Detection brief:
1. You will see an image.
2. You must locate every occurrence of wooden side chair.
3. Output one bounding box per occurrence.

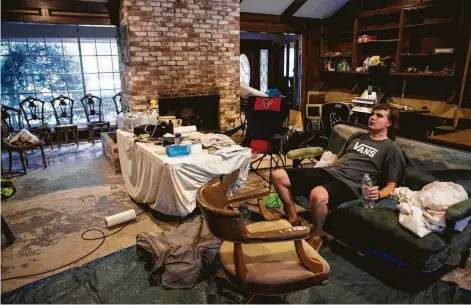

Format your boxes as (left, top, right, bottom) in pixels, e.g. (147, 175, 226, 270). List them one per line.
(19, 96, 53, 150)
(197, 179, 330, 303)
(50, 95, 79, 148)
(112, 92, 124, 115)
(80, 94, 110, 145)
(1, 105, 47, 175)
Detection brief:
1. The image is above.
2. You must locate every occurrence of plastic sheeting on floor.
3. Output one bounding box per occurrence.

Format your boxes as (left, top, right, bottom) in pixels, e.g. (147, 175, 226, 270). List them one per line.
(2, 241, 470, 304)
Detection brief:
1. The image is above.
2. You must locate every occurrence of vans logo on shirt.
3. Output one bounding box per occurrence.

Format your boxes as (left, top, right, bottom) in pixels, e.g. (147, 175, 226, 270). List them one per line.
(353, 142, 378, 157)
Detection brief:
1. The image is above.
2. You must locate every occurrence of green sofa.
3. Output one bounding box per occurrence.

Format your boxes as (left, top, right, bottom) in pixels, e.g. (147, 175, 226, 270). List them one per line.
(295, 123, 471, 272)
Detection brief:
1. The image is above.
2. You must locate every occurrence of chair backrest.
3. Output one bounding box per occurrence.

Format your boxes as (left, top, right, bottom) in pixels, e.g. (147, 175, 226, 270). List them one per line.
(242, 96, 290, 153)
(80, 94, 103, 123)
(19, 96, 45, 128)
(113, 92, 123, 115)
(321, 102, 352, 138)
(1, 105, 22, 133)
(50, 95, 74, 125)
(197, 179, 250, 243)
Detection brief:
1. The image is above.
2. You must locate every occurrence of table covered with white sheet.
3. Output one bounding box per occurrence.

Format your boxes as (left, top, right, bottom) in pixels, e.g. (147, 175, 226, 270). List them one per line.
(116, 129, 252, 217)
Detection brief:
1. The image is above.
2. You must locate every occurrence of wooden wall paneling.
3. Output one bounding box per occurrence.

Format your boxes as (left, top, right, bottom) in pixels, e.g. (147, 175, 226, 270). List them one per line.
(352, 18, 359, 69)
(240, 13, 298, 34)
(395, 10, 405, 70)
(2, 0, 112, 25)
(455, 35, 471, 126)
(293, 38, 300, 108)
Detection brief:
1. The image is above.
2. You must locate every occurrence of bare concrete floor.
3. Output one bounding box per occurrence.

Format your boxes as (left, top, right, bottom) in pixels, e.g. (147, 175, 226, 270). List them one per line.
(1, 143, 178, 293)
(1, 143, 470, 294)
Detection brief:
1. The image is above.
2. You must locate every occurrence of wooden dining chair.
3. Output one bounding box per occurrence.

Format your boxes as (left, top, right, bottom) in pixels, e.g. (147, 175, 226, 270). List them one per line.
(1, 105, 47, 175)
(112, 92, 124, 115)
(197, 179, 330, 303)
(50, 95, 79, 148)
(19, 96, 53, 149)
(80, 93, 110, 145)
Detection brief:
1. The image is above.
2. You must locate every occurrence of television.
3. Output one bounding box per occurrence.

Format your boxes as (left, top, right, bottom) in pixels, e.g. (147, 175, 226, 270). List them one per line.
(306, 104, 322, 120)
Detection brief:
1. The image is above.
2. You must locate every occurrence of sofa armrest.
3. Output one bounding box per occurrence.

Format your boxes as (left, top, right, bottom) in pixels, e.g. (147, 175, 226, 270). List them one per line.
(445, 198, 471, 222)
(443, 198, 471, 243)
(287, 147, 324, 160)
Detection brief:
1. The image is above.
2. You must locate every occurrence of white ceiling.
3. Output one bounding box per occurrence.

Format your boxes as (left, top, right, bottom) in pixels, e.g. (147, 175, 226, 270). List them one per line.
(240, 0, 294, 15)
(293, 0, 349, 18)
(240, 0, 349, 19)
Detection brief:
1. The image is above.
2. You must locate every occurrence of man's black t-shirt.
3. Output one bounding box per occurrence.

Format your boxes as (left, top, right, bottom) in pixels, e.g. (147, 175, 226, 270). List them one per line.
(324, 132, 406, 198)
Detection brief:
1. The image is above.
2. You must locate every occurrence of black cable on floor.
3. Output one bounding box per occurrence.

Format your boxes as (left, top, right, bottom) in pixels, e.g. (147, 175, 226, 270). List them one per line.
(1, 211, 148, 281)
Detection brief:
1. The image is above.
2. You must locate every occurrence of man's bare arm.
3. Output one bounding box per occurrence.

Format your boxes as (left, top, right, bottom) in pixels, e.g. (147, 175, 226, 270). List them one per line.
(368, 182, 396, 200)
(379, 182, 396, 199)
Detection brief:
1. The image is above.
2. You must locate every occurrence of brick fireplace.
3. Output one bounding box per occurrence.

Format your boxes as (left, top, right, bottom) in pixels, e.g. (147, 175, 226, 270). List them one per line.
(119, 0, 240, 131)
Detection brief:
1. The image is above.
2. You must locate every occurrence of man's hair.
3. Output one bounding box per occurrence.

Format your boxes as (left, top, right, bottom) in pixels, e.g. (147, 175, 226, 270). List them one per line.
(371, 104, 400, 140)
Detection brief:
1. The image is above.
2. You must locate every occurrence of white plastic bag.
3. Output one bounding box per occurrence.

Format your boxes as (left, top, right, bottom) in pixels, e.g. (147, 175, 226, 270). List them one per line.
(398, 200, 430, 237)
(315, 151, 336, 168)
(8, 129, 39, 144)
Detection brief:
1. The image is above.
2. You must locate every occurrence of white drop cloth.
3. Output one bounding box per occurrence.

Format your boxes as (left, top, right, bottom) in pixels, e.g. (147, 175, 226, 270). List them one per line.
(116, 129, 252, 217)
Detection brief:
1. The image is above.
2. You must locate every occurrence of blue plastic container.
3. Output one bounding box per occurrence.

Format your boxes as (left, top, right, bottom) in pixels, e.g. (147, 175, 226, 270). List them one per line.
(166, 144, 191, 157)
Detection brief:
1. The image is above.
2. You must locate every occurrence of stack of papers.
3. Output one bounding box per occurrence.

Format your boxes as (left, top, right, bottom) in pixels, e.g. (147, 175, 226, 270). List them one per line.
(211, 145, 251, 158)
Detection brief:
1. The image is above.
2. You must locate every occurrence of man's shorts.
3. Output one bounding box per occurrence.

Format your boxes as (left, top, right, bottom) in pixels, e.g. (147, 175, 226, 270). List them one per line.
(286, 167, 358, 210)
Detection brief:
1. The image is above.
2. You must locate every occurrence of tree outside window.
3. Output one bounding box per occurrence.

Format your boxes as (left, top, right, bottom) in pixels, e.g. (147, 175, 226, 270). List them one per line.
(1, 37, 121, 129)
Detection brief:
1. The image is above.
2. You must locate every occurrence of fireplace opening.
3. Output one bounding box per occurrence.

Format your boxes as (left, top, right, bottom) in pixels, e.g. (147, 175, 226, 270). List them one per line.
(158, 95, 220, 131)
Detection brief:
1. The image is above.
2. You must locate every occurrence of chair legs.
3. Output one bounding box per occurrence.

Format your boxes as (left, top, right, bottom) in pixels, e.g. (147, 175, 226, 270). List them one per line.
(57, 129, 62, 149)
(40, 145, 47, 169)
(8, 151, 12, 173)
(250, 153, 287, 189)
(75, 127, 79, 146)
(18, 151, 26, 175)
(88, 127, 94, 145)
(1, 216, 15, 246)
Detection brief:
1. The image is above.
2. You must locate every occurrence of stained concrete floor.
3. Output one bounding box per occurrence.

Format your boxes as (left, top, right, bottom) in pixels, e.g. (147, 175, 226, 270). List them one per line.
(1, 143, 179, 293)
(1, 142, 470, 294)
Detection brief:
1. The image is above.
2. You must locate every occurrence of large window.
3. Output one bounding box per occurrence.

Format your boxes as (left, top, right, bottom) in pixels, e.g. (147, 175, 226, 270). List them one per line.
(1, 37, 121, 127)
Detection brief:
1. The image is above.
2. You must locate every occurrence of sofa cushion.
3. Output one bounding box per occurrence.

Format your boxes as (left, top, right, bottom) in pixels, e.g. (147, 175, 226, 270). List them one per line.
(404, 167, 437, 191)
(429, 169, 471, 196)
(334, 199, 446, 254)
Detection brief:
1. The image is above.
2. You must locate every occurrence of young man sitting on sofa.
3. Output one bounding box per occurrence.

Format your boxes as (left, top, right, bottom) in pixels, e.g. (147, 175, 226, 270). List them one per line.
(271, 104, 406, 251)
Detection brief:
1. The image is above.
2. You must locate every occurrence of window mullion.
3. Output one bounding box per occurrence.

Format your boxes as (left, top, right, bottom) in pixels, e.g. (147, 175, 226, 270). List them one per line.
(77, 37, 87, 97)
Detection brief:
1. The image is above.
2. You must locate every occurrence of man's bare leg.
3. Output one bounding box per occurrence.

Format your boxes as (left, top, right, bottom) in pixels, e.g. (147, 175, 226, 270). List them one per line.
(309, 186, 329, 234)
(305, 186, 329, 251)
(271, 169, 298, 226)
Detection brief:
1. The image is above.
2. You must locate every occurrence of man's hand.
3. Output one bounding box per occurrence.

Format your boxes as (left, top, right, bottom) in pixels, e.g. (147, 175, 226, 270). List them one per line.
(366, 186, 380, 201)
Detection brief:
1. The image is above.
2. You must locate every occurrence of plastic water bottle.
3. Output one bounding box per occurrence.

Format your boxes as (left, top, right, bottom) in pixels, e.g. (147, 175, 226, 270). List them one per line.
(362, 173, 375, 209)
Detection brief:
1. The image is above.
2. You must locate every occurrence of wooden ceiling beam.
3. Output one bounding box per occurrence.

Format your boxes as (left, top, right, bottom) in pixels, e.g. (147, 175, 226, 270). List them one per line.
(280, 0, 308, 22)
(241, 13, 282, 23)
(2, 0, 112, 25)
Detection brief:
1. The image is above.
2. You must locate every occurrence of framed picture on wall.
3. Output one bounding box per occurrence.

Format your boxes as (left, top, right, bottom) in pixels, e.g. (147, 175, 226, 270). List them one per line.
(118, 24, 130, 64)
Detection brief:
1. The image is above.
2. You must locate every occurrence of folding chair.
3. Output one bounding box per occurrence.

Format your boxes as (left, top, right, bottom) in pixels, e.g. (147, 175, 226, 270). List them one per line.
(286, 102, 352, 168)
(241, 96, 290, 187)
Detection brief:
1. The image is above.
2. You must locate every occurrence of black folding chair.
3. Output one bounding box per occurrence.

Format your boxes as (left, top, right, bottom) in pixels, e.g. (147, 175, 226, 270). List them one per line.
(241, 96, 290, 188)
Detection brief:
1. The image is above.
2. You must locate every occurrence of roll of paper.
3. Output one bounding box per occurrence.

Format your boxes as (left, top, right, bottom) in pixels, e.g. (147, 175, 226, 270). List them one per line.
(174, 125, 197, 134)
(105, 209, 136, 228)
